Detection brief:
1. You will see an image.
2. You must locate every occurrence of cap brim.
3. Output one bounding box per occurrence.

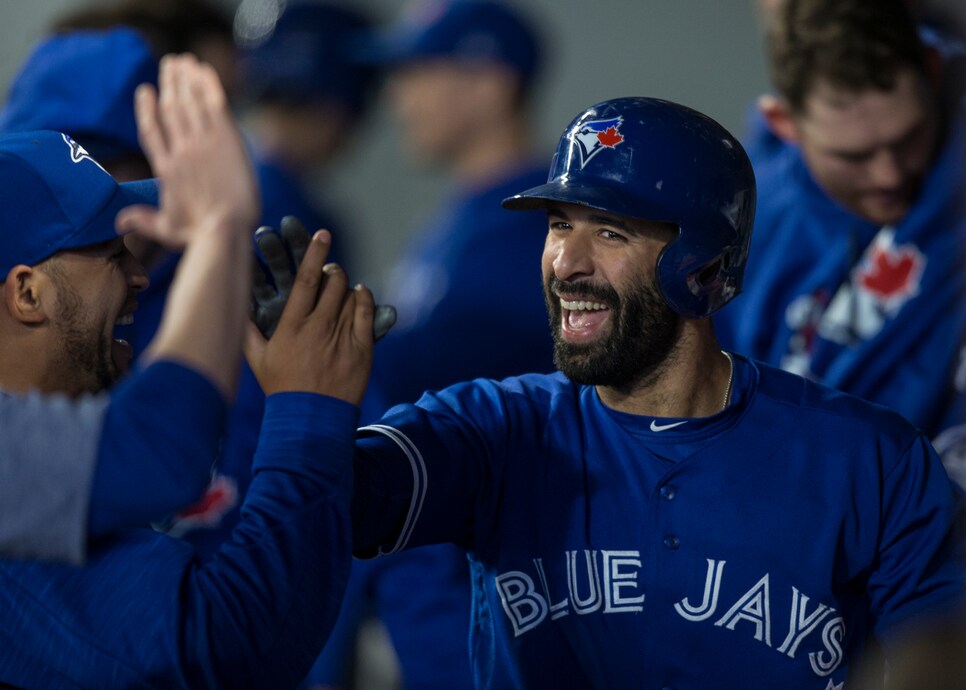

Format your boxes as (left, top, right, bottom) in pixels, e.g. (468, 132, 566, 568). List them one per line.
(502, 179, 648, 220)
(65, 177, 158, 250)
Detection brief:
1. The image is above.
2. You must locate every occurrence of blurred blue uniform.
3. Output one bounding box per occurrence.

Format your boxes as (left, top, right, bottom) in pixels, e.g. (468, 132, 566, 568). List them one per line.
(351, 355, 966, 689)
(716, 107, 966, 453)
(374, 163, 555, 406)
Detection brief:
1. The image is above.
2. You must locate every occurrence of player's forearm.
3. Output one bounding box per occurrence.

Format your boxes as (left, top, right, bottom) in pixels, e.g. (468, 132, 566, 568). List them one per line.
(141, 218, 252, 399)
(180, 392, 357, 688)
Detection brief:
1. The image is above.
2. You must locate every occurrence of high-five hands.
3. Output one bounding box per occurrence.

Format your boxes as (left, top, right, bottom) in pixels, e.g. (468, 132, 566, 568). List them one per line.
(245, 230, 375, 406)
(252, 215, 396, 340)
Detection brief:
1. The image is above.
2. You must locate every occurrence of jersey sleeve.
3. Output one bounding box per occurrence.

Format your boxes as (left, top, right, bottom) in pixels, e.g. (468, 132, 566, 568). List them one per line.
(352, 379, 515, 557)
(88, 360, 228, 539)
(0, 391, 359, 689)
(0, 389, 108, 563)
(176, 391, 357, 689)
(869, 431, 966, 644)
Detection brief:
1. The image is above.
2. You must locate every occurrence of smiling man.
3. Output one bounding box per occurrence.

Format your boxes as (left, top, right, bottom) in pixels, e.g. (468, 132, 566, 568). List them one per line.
(715, 0, 966, 474)
(0, 134, 151, 397)
(252, 96, 965, 689)
(0, 55, 376, 689)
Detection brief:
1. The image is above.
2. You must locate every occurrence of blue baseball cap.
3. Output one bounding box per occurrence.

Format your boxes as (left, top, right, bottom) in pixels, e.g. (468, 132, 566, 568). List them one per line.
(0, 130, 158, 277)
(361, 0, 542, 86)
(238, 2, 377, 114)
(0, 28, 157, 162)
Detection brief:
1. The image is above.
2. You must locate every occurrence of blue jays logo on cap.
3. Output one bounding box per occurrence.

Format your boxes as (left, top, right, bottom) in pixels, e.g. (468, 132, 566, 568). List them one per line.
(62, 133, 107, 173)
(570, 116, 624, 169)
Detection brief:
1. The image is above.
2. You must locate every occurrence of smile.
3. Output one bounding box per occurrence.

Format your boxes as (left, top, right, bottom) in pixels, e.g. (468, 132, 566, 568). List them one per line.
(559, 298, 608, 311)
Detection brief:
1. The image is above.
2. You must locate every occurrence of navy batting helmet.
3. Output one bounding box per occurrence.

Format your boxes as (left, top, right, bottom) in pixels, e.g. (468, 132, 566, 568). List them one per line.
(502, 96, 755, 318)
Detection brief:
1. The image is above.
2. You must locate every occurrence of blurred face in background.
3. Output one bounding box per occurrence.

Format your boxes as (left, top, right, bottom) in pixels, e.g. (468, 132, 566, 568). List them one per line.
(792, 68, 940, 226)
(386, 59, 514, 167)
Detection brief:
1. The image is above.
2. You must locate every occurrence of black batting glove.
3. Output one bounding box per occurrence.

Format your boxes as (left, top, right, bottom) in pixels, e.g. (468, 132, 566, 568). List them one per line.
(252, 215, 396, 340)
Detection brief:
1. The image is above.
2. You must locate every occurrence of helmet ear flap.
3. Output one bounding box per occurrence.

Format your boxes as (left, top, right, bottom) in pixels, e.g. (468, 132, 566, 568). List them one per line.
(659, 241, 744, 319)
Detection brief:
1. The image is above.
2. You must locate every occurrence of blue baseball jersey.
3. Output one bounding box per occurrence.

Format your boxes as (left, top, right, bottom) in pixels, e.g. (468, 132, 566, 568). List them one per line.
(716, 111, 966, 447)
(352, 355, 965, 689)
(0, 392, 356, 689)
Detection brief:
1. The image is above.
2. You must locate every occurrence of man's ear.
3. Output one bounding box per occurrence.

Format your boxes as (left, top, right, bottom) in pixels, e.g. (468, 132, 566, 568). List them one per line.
(4, 265, 48, 324)
(758, 94, 799, 143)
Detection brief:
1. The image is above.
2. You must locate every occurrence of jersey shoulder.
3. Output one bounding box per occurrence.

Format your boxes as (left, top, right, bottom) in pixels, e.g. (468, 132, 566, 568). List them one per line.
(749, 357, 924, 447)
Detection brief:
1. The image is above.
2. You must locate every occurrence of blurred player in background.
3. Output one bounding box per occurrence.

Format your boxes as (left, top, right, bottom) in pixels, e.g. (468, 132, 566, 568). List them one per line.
(291, 2, 560, 687)
(368, 0, 554, 407)
(717, 0, 966, 486)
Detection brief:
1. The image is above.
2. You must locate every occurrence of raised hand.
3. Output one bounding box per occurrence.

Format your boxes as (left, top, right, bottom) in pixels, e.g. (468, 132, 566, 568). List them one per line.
(245, 231, 375, 406)
(252, 215, 396, 340)
(116, 53, 258, 246)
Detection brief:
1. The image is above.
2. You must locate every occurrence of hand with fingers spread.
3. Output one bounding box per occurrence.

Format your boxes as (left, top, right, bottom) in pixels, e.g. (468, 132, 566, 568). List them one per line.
(116, 53, 260, 398)
(116, 53, 259, 246)
(246, 230, 375, 406)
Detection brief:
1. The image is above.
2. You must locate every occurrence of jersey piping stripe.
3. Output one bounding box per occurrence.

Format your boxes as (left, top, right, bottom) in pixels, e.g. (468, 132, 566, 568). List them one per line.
(359, 424, 428, 554)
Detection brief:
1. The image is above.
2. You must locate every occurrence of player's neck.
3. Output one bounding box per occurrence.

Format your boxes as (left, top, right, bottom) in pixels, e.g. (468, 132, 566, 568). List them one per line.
(596, 326, 732, 419)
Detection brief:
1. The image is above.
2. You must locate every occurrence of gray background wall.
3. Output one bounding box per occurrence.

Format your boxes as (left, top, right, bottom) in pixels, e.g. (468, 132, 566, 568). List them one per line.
(0, 0, 774, 292)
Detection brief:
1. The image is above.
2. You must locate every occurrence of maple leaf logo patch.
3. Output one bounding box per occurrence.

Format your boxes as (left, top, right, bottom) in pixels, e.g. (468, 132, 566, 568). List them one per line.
(569, 116, 624, 169)
(855, 229, 926, 313)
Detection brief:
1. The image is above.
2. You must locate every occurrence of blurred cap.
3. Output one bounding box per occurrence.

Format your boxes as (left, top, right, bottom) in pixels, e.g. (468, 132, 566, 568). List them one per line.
(362, 0, 542, 86)
(0, 28, 157, 161)
(0, 130, 158, 276)
(237, 0, 377, 114)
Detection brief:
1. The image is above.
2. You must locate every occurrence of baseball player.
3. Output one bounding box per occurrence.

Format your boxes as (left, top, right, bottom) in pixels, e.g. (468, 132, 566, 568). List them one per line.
(715, 0, 966, 479)
(254, 96, 965, 688)
(0, 55, 372, 689)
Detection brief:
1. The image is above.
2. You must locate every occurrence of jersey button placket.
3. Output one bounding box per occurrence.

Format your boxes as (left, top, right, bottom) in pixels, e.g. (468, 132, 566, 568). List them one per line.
(662, 534, 680, 550)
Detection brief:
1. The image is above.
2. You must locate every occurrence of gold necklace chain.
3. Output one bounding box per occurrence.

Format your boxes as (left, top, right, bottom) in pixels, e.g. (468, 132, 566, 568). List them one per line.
(721, 351, 734, 411)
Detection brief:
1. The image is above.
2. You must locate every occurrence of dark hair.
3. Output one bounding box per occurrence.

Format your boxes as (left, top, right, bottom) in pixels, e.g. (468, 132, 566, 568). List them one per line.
(766, 0, 928, 112)
(52, 0, 232, 57)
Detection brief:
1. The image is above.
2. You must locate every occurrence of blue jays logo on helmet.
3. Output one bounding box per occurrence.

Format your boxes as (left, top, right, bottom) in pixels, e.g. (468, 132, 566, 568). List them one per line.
(570, 116, 624, 169)
(62, 133, 107, 174)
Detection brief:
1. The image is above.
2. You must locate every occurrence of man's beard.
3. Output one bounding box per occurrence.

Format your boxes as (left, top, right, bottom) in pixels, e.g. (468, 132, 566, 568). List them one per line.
(545, 274, 680, 391)
(53, 285, 116, 394)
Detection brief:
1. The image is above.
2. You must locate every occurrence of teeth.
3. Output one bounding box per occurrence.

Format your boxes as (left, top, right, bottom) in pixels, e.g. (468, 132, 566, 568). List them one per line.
(560, 299, 607, 311)
(116, 314, 134, 326)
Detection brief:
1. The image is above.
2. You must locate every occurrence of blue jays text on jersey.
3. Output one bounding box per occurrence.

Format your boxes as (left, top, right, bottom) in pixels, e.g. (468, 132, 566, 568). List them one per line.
(349, 355, 965, 689)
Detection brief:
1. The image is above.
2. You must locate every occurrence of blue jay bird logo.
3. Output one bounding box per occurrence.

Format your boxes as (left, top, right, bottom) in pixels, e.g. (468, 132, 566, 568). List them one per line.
(61, 133, 107, 173)
(569, 116, 624, 169)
